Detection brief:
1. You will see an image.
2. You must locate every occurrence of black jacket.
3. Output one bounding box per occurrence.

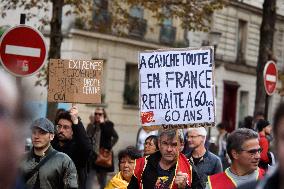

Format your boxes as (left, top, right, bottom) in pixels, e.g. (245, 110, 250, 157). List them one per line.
(51, 120, 92, 188)
(87, 120, 119, 172)
(127, 151, 203, 189)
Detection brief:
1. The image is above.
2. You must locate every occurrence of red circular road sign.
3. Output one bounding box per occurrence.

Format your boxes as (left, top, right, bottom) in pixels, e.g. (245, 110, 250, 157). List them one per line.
(263, 60, 278, 95)
(0, 25, 47, 77)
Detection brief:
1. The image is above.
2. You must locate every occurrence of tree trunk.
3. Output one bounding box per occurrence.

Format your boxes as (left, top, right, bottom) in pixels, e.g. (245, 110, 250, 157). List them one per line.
(254, 0, 276, 117)
(47, 0, 64, 122)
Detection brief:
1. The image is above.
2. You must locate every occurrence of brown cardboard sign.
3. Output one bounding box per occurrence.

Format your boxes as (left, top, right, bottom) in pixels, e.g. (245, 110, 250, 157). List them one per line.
(48, 59, 103, 104)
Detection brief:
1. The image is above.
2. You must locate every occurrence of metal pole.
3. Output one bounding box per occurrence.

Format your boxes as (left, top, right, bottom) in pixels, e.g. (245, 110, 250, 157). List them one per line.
(20, 14, 26, 24)
(17, 14, 26, 87)
(264, 94, 269, 120)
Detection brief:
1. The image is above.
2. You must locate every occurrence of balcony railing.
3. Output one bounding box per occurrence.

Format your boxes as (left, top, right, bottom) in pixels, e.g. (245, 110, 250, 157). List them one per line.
(128, 17, 147, 39)
(159, 25, 176, 45)
(93, 9, 112, 33)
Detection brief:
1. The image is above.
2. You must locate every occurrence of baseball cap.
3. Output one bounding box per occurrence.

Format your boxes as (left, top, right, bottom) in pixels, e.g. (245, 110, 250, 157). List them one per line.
(31, 118, 55, 133)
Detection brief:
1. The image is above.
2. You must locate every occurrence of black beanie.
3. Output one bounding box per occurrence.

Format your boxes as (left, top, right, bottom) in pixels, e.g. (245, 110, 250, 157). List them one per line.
(256, 119, 270, 132)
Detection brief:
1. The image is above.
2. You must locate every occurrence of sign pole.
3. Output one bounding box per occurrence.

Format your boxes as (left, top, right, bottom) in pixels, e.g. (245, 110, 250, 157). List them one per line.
(264, 94, 269, 120)
(20, 13, 26, 24)
(16, 13, 26, 87)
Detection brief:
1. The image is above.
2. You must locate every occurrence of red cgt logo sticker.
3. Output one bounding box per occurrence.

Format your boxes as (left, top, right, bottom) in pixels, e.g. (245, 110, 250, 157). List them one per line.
(141, 111, 155, 124)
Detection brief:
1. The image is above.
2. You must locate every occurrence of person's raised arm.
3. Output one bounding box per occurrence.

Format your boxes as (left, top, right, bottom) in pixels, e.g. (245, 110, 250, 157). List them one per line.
(70, 106, 92, 159)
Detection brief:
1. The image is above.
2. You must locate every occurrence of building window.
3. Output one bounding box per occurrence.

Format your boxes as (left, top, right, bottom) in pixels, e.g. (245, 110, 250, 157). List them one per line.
(159, 8, 176, 45)
(130, 6, 144, 18)
(128, 6, 147, 39)
(124, 64, 139, 105)
(93, 0, 111, 32)
(238, 91, 249, 127)
(236, 19, 247, 64)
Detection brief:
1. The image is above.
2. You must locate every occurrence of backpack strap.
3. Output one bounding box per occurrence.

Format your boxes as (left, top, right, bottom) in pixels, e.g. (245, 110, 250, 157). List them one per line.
(24, 150, 57, 182)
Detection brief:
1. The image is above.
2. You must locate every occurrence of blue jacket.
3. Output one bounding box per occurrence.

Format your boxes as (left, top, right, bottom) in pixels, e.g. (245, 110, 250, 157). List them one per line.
(186, 150, 223, 188)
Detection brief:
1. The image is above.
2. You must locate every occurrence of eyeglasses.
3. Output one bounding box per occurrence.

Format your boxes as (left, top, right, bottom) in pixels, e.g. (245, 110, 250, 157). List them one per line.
(95, 112, 103, 116)
(56, 124, 71, 130)
(241, 148, 262, 156)
(187, 135, 202, 139)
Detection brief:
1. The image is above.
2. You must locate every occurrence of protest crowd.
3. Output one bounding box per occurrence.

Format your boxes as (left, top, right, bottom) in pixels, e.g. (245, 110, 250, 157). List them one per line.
(0, 44, 281, 189)
(0, 69, 281, 189)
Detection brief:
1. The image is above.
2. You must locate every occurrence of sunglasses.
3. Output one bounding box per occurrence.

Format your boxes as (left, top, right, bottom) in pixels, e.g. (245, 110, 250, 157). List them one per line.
(95, 113, 103, 116)
(241, 148, 262, 155)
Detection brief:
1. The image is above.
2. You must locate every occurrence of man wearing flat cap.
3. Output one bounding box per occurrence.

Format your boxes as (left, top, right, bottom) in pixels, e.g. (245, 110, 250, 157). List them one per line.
(20, 117, 78, 189)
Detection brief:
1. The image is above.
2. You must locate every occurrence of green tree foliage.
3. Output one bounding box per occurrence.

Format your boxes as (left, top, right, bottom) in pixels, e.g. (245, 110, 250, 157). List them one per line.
(111, 0, 226, 32)
(0, 0, 226, 119)
(0, 0, 226, 85)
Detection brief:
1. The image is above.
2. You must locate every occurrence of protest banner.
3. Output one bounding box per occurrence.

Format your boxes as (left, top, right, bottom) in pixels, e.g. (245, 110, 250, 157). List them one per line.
(139, 47, 215, 129)
(48, 59, 103, 104)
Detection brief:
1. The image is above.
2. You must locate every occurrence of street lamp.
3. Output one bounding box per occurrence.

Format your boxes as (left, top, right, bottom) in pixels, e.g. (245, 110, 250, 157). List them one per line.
(206, 30, 221, 141)
(208, 30, 222, 57)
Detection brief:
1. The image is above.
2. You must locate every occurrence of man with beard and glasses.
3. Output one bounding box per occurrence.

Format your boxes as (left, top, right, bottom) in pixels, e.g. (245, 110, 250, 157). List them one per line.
(20, 118, 78, 189)
(51, 107, 92, 189)
(206, 128, 265, 189)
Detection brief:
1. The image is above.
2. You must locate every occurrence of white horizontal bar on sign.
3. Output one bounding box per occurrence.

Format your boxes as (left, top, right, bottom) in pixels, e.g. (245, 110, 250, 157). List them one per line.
(266, 74, 277, 82)
(5, 45, 41, 57)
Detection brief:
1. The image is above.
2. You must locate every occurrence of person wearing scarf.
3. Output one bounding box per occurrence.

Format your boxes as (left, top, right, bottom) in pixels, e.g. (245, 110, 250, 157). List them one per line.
(105, 146, 141, 189)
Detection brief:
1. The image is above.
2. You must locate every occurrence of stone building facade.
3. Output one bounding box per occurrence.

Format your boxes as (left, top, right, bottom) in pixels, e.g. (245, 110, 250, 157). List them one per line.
(1, 0, 284, 151)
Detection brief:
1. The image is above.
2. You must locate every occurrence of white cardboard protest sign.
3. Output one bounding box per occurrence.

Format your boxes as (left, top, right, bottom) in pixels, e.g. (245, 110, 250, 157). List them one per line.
(139, 47, 215, 128)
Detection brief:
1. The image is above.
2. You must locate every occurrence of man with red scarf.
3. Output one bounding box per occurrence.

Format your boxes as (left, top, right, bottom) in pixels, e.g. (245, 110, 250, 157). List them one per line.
(128, 129, 199, 189)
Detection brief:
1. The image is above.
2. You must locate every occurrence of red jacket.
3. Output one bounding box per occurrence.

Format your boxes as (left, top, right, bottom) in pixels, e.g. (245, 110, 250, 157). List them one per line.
(208, 168, 265, 189)
(259, 133, 269, 163)
(133, 152, 192, 189)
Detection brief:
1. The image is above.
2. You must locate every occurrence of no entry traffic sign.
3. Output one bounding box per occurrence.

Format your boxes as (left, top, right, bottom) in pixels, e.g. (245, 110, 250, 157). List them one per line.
(263, 60, 278, 95)
(0, 25, 47, 77)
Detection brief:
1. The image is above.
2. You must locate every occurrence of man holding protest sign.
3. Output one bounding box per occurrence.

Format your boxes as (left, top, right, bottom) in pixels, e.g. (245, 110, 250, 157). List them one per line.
(128, 129, 195, 189)
(51, 106, 92, 189)
(132, 47, 215, 189)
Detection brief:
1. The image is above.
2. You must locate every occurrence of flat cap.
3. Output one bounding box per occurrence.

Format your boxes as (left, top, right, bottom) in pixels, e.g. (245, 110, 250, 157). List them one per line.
(31, 118, 54, 133)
